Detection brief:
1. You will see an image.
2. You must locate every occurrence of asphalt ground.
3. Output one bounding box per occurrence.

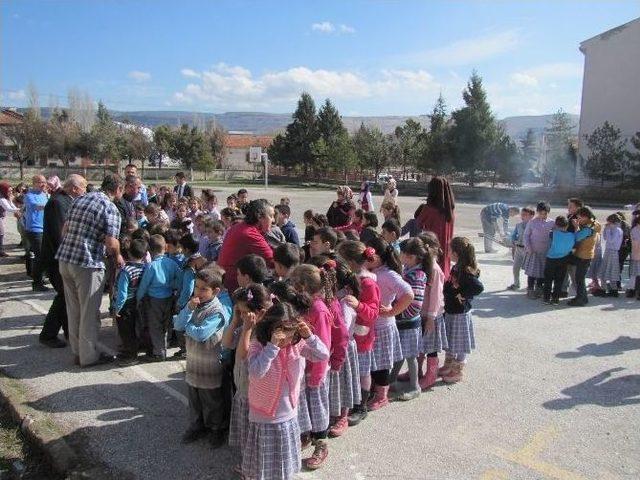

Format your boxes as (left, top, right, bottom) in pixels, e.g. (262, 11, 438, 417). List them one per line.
(0, 188, 639, 479)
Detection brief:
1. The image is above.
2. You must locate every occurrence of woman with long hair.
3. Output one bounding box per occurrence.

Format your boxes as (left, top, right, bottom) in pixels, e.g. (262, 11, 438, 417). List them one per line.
(0, 182, 20, 257)
(416, 176, 456, 279)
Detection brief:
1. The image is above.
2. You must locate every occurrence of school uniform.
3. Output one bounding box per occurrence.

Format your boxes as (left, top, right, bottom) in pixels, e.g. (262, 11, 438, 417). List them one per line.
(444, 265, 484, 355)
(113, 261, 145, 358)
(510, 220, 529, 288)
(420, 262, 448, 354)
(600, 225, 623, 284)
(523, 217, 554, 282)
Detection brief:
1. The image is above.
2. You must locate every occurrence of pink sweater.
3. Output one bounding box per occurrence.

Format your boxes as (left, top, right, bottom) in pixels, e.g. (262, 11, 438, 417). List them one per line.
(421, 262, 444, 319)
(248, 335, 329, 423)
(305, 298, 333, 387)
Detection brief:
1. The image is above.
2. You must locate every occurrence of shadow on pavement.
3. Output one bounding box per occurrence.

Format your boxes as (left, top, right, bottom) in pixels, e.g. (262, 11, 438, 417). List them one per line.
(543, 367, 640, 410)
(556, 336, 640, 359)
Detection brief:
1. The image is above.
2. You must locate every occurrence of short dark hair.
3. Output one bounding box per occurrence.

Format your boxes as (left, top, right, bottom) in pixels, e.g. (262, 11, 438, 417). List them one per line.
(148, 234, 166, 255)
(536, 201, 551, 213)
(314, 227, 337, 249)
(237, 188, 248, 196)
(163, 229, 182, 246)
(128, 238, 148, 260)
(196, 268, 223, 290)
(381, 219, 401, 238)
(101, 174, 124, 194)
(273, 243, 302, 269)
(568, 198, 584, 208)
(179, 233, 199, 255)
(244, 199, 272, 226)
(125, 163, 137, 169)
(236, 254, 268, 283)
(363, 211, 379, 228)
(555, 215, 568, 228)
(521, 207, 535, 216)
(576, 206, 595, 220)
(175, 172, 186, 179)
(207, 220, 225, 235)
(275, 204, 291, 217)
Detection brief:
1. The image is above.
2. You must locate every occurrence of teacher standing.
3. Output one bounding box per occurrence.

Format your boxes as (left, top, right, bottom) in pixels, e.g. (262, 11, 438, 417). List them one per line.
(416, 176, 456, 279)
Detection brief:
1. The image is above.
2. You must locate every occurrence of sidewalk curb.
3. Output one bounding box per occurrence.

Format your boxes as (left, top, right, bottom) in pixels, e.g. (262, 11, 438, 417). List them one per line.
(0, 371, 79, 476)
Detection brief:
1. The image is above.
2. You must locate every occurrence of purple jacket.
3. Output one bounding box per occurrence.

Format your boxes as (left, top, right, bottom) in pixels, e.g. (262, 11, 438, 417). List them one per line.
(523, 217, 554, 254)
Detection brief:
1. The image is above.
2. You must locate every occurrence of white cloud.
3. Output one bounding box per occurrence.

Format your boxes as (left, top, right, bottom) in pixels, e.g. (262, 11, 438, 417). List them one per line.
(339, 24, 355, 34)
(7, 89, 27, 100)
(128, 70, 151, 82)
(509, 62, 582, 87)
(311, 21, 355, 35)
(180, 68, 201, 78)
(172, 63, 440, 110)
(312, 21, 335, 33)
(407, 30, 520, 66)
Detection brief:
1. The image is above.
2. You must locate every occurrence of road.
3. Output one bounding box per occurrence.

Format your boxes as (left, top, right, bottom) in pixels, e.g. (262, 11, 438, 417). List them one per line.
(0, 187, 638, 479)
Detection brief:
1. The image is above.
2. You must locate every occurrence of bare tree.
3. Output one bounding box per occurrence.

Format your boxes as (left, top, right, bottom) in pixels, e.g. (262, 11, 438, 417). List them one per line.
(67, 88, 96, 132)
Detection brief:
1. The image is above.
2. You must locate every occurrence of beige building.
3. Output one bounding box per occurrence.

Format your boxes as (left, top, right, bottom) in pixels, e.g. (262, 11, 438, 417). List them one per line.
(576, 17, 640, 186)
(223, 132, 273, 170)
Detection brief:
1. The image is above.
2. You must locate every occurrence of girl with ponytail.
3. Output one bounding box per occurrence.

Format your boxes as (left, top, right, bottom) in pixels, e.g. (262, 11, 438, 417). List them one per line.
(362, 237, 414, 411)
(335, 240, 381, 426)
(289, 264, 334, 470)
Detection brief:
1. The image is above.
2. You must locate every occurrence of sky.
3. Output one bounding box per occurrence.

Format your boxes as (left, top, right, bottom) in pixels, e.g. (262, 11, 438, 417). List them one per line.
(1, 0, 638, 118)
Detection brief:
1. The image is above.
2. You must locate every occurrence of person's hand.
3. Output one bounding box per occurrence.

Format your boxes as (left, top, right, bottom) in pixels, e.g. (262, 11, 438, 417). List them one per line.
(242, 311, 259, 329)
(424, 316, 435, 334)
(297, 320, 312, 339)
(113, 312, 121, 322)
(188, 296, 200, 310)
(116, 254, 125, 269)
(271, 329, 286, 347)
(571, 218, 579, 229)
(379, 304, 393, 315)
(343, 295, 359, 310)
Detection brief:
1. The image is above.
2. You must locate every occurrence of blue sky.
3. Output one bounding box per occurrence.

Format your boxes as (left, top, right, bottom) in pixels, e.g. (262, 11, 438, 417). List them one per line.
(1, 0, 638, 117)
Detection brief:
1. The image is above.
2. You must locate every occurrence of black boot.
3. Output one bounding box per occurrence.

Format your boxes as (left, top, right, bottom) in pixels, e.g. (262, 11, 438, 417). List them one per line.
(635, 277, 640, 300)
(347, 390, 369, 426)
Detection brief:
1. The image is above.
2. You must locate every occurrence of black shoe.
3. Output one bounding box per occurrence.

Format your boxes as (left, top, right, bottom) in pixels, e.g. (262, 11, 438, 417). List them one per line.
(172, 348, 187, 360)
(558, 291, 569, 298)
(142, 354, 165, 363)
(543, 297, 552, 305)
(116, 355, 139, 367)
(181, 428, 207, 444)
(39, 337, 66, 348)
(552, 297, 560, 305)
(347, 405, 368, 426)
(209, 431, 226, 449)
(592, 289, 606, 297)
(32, 283, 50, 292)
(626, 289, 636, 298)
(82, 352, 116, 367)
(567, 297, 588, 307)
(610, 290, 619, 298)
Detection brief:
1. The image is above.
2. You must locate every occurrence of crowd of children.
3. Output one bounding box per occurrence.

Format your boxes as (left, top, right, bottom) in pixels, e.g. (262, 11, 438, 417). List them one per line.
(108, 187, 485, 480)
(508, 198, 640, 305)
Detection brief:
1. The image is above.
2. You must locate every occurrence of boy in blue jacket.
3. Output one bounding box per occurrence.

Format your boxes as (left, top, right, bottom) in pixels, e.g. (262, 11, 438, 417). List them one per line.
(173, 268, 230, 448)
(137, 234, 180, 361)
(543, 216, 576, 305)
(113, 239, 148, 366)
(274, 204, 300, 246)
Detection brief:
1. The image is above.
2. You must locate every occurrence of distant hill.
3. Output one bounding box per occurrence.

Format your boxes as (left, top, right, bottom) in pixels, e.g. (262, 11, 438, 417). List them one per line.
(12, 107, 579, 140)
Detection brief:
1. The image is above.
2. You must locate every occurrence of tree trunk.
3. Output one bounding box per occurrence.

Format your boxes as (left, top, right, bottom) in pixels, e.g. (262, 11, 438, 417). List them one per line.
(141, 159, 145, 180)
(19, 160, 24, 180)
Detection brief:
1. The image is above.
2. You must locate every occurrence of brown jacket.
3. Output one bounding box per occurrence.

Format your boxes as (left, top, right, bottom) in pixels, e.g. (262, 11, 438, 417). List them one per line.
(574, 221, 602, 260)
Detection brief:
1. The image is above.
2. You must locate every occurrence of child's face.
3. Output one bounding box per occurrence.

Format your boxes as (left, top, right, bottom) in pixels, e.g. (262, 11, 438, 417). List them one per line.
(577, 214, 590, 225)
(381, 229, 397, 244)
(221, 215, 232, 228)
(521, 211, 533, 222)
(450, 246, 458, 263)
(176, 206, 188, 219)
(274, 261, 289, 279)
(275, 210, 286, 227)
(237, 269, 251, 288)
(568, 201, 578, 215)
(227, 198, 236, 208)
(537, 210, 548, 220)
(400, 252, 417, 268)
(135, 209, 145, 220)
(148, 186, 156, 196)
(207, 229, 221, 242)
(238, 193, 248, 204)
(194, 279, 217, 303)
(310, 235, 329, 257)
(303, 216, 313, 226)
(166, 244, 178, 254)
(189, 199, 198, 211)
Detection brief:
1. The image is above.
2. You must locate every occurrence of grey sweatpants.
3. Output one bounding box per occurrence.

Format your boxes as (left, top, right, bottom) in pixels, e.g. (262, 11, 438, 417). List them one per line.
(480, 208, 498, 253)
(513, 246, 526, 287)
(142, 296, 173, 358)
(59, 261, 106, 366)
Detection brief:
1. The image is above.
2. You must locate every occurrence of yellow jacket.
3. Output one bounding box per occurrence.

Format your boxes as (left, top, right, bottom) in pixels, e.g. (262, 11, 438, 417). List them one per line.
(574, 221, 602, 260)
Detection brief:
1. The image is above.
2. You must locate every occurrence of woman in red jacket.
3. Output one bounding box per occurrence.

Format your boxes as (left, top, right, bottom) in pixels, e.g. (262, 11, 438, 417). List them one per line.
(217, 199, 275, 291)
(416, 177, 455, 279)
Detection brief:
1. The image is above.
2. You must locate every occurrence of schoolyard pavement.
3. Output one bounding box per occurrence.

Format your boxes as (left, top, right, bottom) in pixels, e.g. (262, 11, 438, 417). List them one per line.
(0, 188, 639, 479)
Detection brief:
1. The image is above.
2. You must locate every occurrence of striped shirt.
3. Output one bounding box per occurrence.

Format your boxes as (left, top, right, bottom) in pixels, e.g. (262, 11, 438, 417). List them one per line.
(55, 191, 121, 269)
(114, 262, 145, 313)
(483, 202, 510, 233)
(398, 265, 427, 321)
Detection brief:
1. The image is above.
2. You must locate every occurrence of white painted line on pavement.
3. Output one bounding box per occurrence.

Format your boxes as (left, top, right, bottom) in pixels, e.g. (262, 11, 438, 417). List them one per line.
(18, 298, 189, 407)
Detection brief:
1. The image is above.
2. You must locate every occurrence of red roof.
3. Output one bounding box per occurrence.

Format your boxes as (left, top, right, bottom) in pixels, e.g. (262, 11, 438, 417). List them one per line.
(0, 109, 24, 126)
(224, 134, 273, 149)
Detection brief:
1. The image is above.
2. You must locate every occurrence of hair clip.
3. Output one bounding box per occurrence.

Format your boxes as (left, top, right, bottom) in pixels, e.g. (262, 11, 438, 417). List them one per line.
(363, 247, 376, 260)
(246, 289, 254, 301)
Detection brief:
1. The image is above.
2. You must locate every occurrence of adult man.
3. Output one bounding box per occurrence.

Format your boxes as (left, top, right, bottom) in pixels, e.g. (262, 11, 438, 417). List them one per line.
(115, 175, 141, 234)
(56, 174, 124, 367)
(39, 175, 87, 348)
(23, 175, 49, 291)
(479, 202, 520, 253)
(173, 172, 193, 198)
(124, 164, 148, 206)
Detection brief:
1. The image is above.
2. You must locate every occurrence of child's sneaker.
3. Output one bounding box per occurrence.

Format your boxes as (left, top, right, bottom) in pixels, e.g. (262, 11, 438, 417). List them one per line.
(300, 433, 313, 450)
(437, 356, 454, 377)
(507, 284, 519, 291)
(552, 297, 560, 305)
(442, 361, 464, 384)
(328, 415, 348, 437)
(304, 440, 328, 470)
(625, 289, 636, 298)
(543, 297, 552, 305)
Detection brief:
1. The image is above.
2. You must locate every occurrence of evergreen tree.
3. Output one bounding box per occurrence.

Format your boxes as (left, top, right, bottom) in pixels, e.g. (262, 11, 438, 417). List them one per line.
(485, 126, 520, 187)
(285, 92, 319, 174)
(91, 101, 120, 173)
(450, 72, 498, 186)
(520, 128, 538, 175)
(418, 93, 451, 175)
(313, 99, 355, 177)
(625, 131, 640, 186)
(353, 123, 388, 180)
(393, 118, 422, 179)
(153, 124, 174, 169)
(583, 121, 627, 186)
(543, 109, 576, 186)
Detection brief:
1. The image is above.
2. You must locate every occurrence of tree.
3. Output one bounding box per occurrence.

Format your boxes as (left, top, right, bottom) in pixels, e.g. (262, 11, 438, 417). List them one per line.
(543, 109, 576, 186)
(284, 92, 319, 175)
(353, 123, 388, 180)
(67, 88, 95, 132)
(582, 121, 628, 186)
(392, 118, 422, 179)
(124, 126, 154, 176)
(153, 124, 174, 172)
(170, 124, 207, 173)
(47, 109, 82, 175)
(450, 72, 499, 186)
(196, 149, 216, 180)
(519, 128, 538, 178)
(485, 127, 521, 187)
(1, 85, 47, 179)
(313, 99, 356, 179)
(418, 93, 452, 175)
(267, 133, 292, 170)
(204, 121, 227, 169)
(625, 131, 640, 186)
(91, 101, 120, 174)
